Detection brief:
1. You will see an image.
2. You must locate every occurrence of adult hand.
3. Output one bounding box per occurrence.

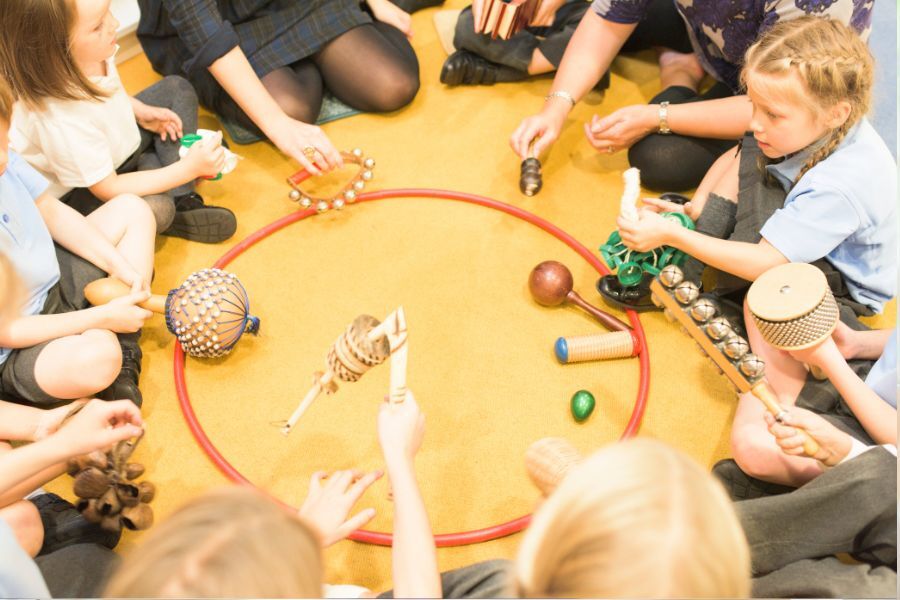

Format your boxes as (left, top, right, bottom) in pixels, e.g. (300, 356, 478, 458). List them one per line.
(584, 104, 657, 154)
(764, 407, 852, 467)
(182, 131, 227, 178)
(99, 290, 153, 333)
(133, 102, 183, 142)
(53, 399, 144, 457)
(377, 391, 425, 467)
(531, 0, 565, 27)
(368, 0, 413, 37)
(510, 104, 567, 159)
(298, 469, 382, 546)
(32, 400, 88, 441)
(270, 116, 343, 176)
(617, 208, 677, 252)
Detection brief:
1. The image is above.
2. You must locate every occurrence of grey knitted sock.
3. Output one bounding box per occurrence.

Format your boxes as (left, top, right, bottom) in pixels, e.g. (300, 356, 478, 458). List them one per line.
(681, 193, 737, 284)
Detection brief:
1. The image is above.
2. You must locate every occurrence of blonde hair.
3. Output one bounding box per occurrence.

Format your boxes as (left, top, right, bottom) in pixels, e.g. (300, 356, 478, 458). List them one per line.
(104, 486, 324, 598)
(742, 16, 874, 181)
(515, 439, 750, 598)
(0, 0, 109, 109)
(0, 77, 14, 124)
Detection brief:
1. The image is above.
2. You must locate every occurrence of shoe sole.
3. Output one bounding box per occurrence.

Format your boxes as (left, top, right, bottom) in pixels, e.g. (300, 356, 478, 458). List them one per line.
(163, 207, 237, 244)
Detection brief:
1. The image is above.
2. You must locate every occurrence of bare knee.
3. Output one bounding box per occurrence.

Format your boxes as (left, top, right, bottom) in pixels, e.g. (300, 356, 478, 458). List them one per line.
(111, 193, 158, 236)
(730, 426, 779, 480)
(73, 330, 122, 391)
(1, 501, 44, 557)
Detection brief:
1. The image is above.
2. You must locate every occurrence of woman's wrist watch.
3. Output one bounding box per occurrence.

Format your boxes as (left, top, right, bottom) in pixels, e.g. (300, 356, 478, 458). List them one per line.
(657, 101, 672, 134)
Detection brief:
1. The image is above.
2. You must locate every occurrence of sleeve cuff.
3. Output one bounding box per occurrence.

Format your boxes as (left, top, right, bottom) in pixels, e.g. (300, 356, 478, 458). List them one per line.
(183, 20, 240, 76)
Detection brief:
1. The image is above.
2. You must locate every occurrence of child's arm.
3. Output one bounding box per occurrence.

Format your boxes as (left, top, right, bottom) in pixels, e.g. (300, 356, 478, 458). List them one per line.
(832, 322, 894, 360)
(130, 97, 183, 143)
(0, 400, 143, 506)
(618, 210, 789, 281)
(0, 400, 79, 443)
(788, 338, 896, 445)
(88, 134, 225, 201)
(377, 392, 441, 599)
(36, 194, 145, 290)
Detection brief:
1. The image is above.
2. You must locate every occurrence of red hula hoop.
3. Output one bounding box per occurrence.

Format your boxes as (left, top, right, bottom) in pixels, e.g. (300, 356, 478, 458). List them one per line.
(175, 187, 651, 547)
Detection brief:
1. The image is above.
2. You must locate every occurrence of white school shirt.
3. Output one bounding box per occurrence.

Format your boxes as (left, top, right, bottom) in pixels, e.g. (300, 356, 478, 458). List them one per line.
(11, 51, 141, 198)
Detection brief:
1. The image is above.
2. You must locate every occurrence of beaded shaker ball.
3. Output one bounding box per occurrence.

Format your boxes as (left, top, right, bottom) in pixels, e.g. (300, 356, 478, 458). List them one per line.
(164, 268, 260, 358)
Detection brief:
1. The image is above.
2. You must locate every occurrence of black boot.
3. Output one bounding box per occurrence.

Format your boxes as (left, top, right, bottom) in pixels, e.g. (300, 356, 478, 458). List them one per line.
(100, 332, 142, 408)
(440, 50, 528, 86)
(162, 192, 237, 244)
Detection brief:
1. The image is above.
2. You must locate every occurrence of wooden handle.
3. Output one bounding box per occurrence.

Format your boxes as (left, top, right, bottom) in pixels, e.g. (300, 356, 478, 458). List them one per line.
(566, 291, 631, 332)
(84, 278, 166, 314)
(282, 371, 334, 435)
(751, 382, 820, 456)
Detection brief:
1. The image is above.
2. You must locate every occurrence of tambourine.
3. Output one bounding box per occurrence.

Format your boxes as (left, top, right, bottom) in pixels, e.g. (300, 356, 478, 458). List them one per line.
(84, 268, 260, 359)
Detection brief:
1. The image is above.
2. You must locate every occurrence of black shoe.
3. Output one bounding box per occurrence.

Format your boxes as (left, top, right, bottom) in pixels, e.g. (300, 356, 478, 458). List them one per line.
(30, 493, 121, 556)
(440, 50, 527, 86)
(712, 459, 795, 502)
(659, 192, 691, 205)
(162, 193, 237, 244)
(596, 272, 657, 312)
(99, 339, 142, 408)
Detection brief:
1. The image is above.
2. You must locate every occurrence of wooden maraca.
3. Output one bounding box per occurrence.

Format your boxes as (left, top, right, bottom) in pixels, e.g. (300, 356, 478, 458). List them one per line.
(529, 261, 631, 332)
(525, 437, 583, 497)
(84, 270, 259, 359)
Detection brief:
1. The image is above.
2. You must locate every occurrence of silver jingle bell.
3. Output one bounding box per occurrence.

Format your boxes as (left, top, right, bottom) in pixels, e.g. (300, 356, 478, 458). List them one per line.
(332, 198, 346, 210)
(353, 180, 365, 192)
(722, 334, 750, 360)
(363, 157, 375, 169)
(316, 200, 330, 213)
(361, 170, 373, 181)
(343, 189, 357, 202)
(689, 297, 718, 323)
(289, 189, 301, 201)
(300, 196, 312, 208)
(659, 264, 684, 289)
(673, 280, 700, 306)
(738, 353, 765, 379)
(352, 148, 363, 158)
(705, 317, 733, 342)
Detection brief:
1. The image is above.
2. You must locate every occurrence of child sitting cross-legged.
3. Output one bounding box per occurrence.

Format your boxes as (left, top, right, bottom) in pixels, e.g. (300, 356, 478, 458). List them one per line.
(0, 0, 236, 244)
(0, 77, 155, 408)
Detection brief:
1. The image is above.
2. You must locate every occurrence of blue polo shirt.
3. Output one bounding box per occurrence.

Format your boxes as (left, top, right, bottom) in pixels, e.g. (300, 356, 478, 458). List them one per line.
(865, 330, 897, 408)
(759, 119, 897, 313)
(0, 151, 58, 365)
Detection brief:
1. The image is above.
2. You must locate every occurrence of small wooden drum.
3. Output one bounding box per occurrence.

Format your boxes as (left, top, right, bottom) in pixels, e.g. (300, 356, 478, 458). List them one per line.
(746, 263, 839, 351)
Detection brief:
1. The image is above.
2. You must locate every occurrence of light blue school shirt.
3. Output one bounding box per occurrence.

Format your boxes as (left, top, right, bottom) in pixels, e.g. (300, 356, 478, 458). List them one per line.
(865, 329, 897, 408)
(0, 519, 51, 598)
(0, 151, 58, 365)
(760, 119, 897, 313)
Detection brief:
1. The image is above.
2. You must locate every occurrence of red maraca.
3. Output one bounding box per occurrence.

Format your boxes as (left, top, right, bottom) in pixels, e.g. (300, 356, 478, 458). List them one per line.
(529, 261, 631, 332)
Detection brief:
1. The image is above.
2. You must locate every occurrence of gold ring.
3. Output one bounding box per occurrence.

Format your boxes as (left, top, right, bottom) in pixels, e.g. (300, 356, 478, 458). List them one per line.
(302, 146, 317, 159)
(607, 146, 615, 154)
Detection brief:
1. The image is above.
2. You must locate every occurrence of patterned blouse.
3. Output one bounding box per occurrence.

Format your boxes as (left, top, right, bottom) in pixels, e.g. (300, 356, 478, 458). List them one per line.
(592, 0, 874, 92)
(137, 0, 371, 79)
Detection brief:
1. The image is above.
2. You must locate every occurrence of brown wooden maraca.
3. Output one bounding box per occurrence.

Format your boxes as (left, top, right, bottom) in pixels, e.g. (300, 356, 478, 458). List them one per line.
(529, 261, 631, 332)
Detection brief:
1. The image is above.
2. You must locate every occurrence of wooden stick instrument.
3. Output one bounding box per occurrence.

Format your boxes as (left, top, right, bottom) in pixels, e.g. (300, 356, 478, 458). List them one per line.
(650, 265, 819, 455)
(554, 330, 638, 363)
(281, 307, 408, 435)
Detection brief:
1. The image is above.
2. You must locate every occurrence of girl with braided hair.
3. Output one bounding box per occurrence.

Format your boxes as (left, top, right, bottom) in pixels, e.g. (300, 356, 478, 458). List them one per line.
(617, 16, 896, 485)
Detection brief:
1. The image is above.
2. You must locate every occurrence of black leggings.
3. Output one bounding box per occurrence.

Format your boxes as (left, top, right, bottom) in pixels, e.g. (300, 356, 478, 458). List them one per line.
(628, 81, 738, 191)
(192, 22, 419, 135)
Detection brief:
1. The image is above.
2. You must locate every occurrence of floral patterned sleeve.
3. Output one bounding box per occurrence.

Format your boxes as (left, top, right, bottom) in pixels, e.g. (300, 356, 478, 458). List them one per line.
(591, 0, 651, 24)
(763, 0, 873, 40)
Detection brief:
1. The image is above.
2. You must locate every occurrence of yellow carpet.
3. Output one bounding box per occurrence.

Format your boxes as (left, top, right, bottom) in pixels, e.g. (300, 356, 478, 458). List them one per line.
(46, 2, 895, 593)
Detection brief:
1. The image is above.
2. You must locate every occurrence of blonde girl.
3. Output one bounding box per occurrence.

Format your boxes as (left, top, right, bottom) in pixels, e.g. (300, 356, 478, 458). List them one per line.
(619, 17, 896, 485)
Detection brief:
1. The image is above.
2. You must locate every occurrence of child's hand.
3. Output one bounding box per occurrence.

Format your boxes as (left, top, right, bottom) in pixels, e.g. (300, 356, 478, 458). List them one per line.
(109, 259, 149, 296)
(377, 391, 425, 467)
(786, 336, 844, 376)
(298, 469, 381, 547)
(32, 399, 87, 441)
(617, 208, 677, 252)
(99, 290, 153, 333)
(182, 131, 226, 178)
(367, 0, 413, 38)
(53, 399, 144, 456)
(641, 196, 692, 216)
(135, 104, 183, 142)
(764, 407, 852, 467)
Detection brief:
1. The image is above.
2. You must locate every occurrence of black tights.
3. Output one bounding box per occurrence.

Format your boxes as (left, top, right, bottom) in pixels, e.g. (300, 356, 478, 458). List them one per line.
(196, 22, 419, 135)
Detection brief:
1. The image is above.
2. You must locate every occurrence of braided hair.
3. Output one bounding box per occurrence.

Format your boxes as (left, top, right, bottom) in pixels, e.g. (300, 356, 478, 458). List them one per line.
(741, 16, 874, 182)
